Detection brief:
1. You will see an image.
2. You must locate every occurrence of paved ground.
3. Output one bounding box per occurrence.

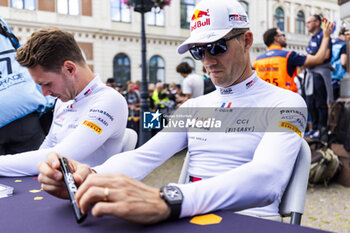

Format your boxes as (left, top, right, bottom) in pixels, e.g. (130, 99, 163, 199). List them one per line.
(302, 184, 350, 233)
(142, 150, 350, 233)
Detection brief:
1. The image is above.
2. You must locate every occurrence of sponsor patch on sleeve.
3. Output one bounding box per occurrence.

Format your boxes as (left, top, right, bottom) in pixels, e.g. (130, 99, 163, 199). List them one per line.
(279, 121, 302, 137)
(82, 120, 103, 134)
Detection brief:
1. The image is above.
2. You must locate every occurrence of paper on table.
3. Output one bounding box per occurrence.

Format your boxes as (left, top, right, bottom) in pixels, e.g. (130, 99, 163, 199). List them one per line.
(0, 183, 14, 198)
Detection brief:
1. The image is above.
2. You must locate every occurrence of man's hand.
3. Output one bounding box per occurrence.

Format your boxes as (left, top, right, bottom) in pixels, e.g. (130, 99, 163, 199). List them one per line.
(75, 174, 171, 224)
(37, 152, 93, 199)
(322, 18, 335, 38)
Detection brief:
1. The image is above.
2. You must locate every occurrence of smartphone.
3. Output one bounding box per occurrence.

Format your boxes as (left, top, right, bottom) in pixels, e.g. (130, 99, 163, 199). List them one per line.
(59, 157, 87, 223)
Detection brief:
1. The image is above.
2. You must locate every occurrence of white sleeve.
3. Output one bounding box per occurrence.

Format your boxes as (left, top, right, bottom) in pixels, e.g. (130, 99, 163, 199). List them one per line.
(175, 98, 307, 217)
(38, 101, 61, 150)
(176, 132, 302, 217)
(39, 130, 55, 149)
(93, 130, 188, 180)
(0, 94, 128, 177)
(93, 100, 194, 178)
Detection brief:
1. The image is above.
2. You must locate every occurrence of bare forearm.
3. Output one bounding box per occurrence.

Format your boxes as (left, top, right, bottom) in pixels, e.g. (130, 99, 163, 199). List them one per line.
(304, 19, 334, 67)
(341, 54, 347, 68)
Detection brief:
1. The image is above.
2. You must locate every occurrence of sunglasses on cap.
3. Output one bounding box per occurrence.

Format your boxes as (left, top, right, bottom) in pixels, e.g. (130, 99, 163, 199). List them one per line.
(189, 31, 246, 60)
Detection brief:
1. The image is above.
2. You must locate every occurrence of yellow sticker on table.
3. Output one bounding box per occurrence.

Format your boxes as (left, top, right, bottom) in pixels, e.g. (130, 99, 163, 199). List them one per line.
(279, 121, 302, 137)
(14, 180, 22, 183)
(34, 197, 43, 200)
(190, 214, 222, 225)
(82, 120, 102, 134)
(29, 189, 41, 193)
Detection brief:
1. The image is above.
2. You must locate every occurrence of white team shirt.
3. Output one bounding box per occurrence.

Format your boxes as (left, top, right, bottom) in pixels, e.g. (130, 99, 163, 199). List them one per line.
(182, 73, 204, 98)
(0, 76, 128, 176)
(94, 72, 307, 218)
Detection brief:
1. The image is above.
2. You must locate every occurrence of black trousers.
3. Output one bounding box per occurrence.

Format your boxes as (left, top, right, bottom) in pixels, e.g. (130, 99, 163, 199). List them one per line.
(0, 112, 45, 155)
(306, 72, 328, 131)
(332, 79, 340, 101)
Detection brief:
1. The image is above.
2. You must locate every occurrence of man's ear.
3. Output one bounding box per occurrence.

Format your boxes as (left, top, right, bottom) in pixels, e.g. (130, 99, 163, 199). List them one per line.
(243, 31, 253, 51)
(61, 60, 77, 77)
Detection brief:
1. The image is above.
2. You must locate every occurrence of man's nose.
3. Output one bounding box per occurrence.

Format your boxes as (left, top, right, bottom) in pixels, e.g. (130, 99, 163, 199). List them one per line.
(41, 86, 52, 96)
(203, 50, 218, 66)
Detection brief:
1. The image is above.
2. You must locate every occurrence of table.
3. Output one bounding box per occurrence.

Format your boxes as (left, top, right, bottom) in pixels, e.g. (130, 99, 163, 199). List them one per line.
(0, 176, 330, 233)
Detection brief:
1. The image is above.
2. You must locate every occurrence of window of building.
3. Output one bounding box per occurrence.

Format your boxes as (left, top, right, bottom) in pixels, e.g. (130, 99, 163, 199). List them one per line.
(238, 1, 249, 16)
(296, 11, 305, 34)
(111, 0, 131, 22)
(57, 0, 79, 15)
(275, 7, 285, 31)
(181, 57, 196, 72)
(149, 55, 165, 84)
(180, 0, 195, 29)
(11, 0, 35, 10)
(113, 53, 131, 88)
(146, 7, 165, 26)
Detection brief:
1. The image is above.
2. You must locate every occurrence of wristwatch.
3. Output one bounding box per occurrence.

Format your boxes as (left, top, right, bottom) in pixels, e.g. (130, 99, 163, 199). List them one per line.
(159, 185, 183, 220)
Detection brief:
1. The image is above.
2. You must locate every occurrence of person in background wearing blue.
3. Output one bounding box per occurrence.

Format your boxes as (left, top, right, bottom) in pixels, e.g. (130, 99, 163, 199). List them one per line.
(0, 17, 50, 154)
(304, 15, 333, 139)
(331, 27, 349, 100)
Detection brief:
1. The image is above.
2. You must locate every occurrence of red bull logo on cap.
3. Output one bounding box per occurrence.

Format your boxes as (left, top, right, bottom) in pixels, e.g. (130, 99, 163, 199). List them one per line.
(192, 9, 210, 21)
(191, 9, 210, 32)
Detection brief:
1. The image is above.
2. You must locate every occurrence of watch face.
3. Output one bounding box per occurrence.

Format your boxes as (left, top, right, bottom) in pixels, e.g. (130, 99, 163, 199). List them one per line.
(163, 186, 183, 202)
(161, 186, 183, 219)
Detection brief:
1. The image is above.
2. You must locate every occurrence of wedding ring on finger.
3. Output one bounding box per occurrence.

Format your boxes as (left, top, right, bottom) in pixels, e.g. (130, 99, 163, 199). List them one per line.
(103, 187, 109, 202)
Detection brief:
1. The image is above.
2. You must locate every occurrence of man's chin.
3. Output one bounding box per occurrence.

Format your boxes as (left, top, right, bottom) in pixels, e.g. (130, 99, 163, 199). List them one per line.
(209, 73, 220, 80)
(211, 79, 225, 88)
(57, 96, 68, 102)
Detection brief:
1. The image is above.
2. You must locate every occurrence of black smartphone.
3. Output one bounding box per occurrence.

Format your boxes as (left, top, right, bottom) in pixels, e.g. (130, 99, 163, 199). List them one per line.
(59, 157, 87, 223)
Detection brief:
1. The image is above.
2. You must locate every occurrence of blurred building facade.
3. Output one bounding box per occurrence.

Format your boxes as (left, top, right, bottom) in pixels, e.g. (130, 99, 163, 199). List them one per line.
(0, 0, 341, 86)
(338, 0, 350, 23)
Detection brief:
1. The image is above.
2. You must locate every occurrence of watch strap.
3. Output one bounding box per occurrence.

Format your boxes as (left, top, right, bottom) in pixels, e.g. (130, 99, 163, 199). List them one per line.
(160, 186, 183, 220)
